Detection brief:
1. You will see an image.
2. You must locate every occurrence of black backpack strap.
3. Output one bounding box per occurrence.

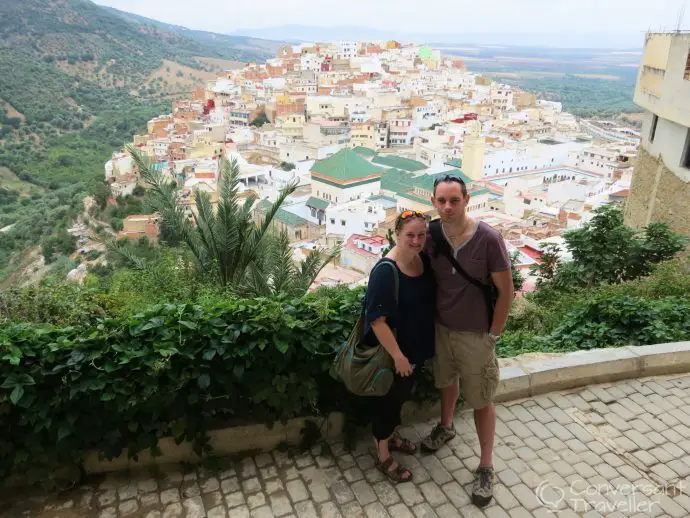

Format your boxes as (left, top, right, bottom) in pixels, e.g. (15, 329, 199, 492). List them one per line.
(428, 219, 487, 291)
(428, 219, 496, 331)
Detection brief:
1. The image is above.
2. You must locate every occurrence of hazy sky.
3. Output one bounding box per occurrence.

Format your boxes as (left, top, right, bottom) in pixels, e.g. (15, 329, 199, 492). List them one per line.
(94, 0, 689, 47)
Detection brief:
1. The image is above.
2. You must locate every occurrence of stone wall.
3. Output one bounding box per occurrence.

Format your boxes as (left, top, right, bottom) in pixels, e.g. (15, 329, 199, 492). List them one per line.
(624, 147, 690, 236)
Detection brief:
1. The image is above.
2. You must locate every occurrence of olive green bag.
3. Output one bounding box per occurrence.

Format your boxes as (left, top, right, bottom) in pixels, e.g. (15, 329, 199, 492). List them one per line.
(332, 259, 399, 397)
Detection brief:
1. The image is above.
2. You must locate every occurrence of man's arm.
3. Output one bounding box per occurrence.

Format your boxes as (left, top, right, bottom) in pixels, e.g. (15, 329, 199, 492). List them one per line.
(489, 269, 514, 336)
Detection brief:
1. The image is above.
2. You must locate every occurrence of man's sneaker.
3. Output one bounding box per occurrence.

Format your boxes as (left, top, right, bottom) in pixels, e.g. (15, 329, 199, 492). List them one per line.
(420, 422, 456, 453)
(472, 465, 495, 508)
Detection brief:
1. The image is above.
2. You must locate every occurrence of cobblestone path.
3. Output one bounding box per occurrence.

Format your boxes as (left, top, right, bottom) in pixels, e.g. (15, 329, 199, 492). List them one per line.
(2, 374, 690, 518)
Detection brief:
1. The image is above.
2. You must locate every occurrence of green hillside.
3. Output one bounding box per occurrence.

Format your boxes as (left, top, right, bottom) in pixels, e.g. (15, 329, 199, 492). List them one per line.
(0, 0, 279, 283)
(0, 0, 275, 163)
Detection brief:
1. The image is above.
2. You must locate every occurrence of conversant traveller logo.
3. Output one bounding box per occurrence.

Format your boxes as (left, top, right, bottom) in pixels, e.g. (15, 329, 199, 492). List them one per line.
(535, 478, 686, 514)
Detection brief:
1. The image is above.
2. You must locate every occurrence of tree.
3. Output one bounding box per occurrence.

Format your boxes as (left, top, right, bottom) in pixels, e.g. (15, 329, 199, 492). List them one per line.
(250, 112, 269, 127)
(529, 243, 562, 288)
(280, 162, 296, 171)
(92, 182, 111, 211)
(126, 147, 338, 296)
(382, 228, 395, 256)
(510, 251, 526, 292)
(530, 205, 687, 290)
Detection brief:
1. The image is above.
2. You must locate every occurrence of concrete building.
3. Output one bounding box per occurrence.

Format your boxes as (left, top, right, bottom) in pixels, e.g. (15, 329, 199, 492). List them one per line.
(340, 234, 388, 273)
(325, 198, 391, 239)
(118, 215, 160, 244)
(624, 32, 690, 236)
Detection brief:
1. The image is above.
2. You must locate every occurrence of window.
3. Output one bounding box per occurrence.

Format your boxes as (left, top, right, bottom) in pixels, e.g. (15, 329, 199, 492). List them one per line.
(685, 51, 690, 80)
(330, 218, 335, 225)
(650, 114, 659, 143)
(682, 129, 690, 169)
(341, 220, 346, 226)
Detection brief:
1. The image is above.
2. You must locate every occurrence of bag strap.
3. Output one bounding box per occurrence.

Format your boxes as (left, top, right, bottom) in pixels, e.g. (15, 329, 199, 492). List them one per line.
(377, 258, 399, 305)
(428, 219, 488, 291)
(367, 258, 400, 338)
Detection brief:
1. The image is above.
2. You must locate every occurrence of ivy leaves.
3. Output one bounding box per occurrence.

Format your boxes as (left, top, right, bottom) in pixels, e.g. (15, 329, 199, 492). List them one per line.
(0, 287, 363, 485)
(1, 373, 35, 405)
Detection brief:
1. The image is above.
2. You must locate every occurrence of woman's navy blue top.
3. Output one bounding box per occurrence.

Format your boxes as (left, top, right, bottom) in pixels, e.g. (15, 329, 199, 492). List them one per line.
(362, 254, 436, 365)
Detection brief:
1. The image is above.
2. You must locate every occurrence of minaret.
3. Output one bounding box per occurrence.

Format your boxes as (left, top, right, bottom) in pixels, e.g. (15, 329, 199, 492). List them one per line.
(463, 122, 485, 181)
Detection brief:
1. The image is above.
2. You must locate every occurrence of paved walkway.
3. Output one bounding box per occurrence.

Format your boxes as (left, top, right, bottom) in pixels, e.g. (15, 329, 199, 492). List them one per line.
(3, 374, 690, 518)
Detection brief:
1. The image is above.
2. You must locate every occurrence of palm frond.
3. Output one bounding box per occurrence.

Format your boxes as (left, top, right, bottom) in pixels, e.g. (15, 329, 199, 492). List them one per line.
(266, 229, 297, 295)
(232, 180, 299, 285)
(191, 190, 221, 271)
(126, 146, 204, 265)
(294, 244, 342, 295)
(105, 237, 151, 271)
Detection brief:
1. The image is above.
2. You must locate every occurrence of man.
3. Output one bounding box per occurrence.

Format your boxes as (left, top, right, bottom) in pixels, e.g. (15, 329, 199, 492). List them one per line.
(421, 174, 514, 508)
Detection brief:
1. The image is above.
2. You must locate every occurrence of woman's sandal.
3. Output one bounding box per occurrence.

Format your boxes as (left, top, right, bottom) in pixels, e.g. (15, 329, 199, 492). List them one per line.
(374, 455, 413, 483)
(388, 433, 417, 455)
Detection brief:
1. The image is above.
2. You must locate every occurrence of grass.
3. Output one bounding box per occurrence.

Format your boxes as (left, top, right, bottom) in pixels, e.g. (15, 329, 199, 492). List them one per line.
(0, 167, 42, 193)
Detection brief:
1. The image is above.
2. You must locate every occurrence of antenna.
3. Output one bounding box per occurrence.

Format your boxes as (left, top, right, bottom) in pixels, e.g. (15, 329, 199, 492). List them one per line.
(676, 1, 687, 32)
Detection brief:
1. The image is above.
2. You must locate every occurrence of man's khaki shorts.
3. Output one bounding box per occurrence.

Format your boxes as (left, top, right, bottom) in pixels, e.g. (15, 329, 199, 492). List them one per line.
(433, 323, 500, 409)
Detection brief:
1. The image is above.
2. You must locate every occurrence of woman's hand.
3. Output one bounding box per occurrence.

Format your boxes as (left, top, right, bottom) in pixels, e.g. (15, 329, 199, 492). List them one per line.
(393, 353, 413, 377)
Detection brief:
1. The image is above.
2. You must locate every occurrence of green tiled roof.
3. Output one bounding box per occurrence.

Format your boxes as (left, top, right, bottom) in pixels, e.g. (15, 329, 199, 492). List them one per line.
(275, 209, 308, 226)
(371, 155, 427, 172)
(257, 200, 272, 211)
(256, 200, 308, 226)
(397, 191, 433, 207)
(444, 158, 462, 168)
(381, 168, 416, 195)
(412, 169, 473, 193)
(352, 146, 376, 158)
(306, 196, 329, 210)
(311, 149, 383, 182)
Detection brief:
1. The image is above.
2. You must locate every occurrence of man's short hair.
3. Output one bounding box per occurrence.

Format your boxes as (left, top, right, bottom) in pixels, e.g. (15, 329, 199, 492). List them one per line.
(433, 174, 468, 196)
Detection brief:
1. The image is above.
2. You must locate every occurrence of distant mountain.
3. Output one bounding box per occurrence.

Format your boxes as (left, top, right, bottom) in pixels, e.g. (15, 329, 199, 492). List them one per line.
(231, 24, 645, 50)
(102, 6, 283, 56)
(230, 25, 399, 44)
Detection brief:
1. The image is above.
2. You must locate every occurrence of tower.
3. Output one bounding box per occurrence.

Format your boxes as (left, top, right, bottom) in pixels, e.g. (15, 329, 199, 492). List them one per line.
(462, 122, 485, 181)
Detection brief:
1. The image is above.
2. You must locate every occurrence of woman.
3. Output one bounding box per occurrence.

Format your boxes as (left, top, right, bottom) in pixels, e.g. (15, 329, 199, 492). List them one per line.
(361, 210, 436, 483)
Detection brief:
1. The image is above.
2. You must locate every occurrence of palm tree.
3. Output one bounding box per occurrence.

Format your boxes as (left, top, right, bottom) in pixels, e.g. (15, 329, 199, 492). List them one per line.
(125, 146, 338, 297)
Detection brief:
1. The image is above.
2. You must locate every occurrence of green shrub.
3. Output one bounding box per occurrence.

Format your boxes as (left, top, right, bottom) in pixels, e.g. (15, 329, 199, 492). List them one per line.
(0, 289, 364, 484)
(0, 283, 110, 326)
(1, 256, 690, 485)
(547, 294, 690, 350)
(2, 281, 689, 486)
(84, 250, 102, 261)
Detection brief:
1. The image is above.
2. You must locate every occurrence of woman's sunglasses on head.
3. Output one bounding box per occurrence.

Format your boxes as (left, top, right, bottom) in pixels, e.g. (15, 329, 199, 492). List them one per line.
(400, 210, 425, 219)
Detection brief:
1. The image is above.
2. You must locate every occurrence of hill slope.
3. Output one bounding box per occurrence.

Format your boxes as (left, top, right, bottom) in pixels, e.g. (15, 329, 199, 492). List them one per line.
(0, 0, 279, 284)
(0, 0, 277, 168)
(102, 6, 283, 57)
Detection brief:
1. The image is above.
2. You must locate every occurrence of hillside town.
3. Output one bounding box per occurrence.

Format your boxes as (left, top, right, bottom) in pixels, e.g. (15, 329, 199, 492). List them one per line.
(106, 40, 641, 291)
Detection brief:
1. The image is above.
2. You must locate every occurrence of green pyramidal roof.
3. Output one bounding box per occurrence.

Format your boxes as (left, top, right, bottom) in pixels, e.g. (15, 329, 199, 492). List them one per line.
(311, 149, 383, 183)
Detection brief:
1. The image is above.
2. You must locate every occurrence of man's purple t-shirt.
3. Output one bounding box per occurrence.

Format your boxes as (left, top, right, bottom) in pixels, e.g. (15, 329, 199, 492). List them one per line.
(425, 220, 510, 333)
